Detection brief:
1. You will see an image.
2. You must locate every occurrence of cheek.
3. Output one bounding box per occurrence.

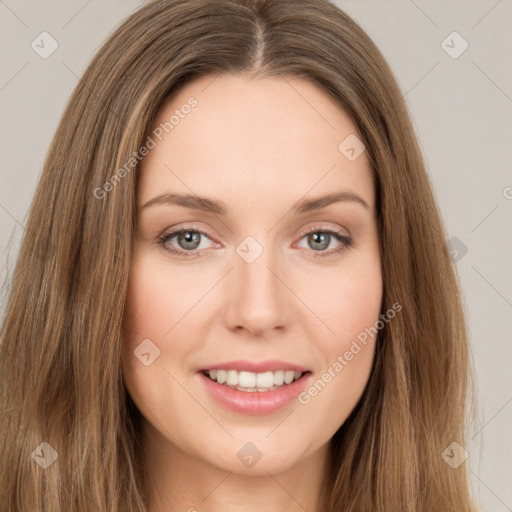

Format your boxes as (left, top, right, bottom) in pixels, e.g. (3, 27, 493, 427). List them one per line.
(296, 253, 382, 421)
(121, 256, 197, 431)
(334, 271, 382, 337)
(121, 255, 181, 394)
(123, 253, 195, 350)
(303, 250, 383, 346)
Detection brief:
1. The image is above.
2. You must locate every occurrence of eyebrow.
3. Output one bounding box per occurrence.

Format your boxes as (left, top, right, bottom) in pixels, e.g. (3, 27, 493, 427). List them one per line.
(141, 191, 371, 214)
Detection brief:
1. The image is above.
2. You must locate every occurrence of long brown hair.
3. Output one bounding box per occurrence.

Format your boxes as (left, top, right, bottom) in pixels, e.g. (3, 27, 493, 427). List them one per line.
(0, 0, 476, 510)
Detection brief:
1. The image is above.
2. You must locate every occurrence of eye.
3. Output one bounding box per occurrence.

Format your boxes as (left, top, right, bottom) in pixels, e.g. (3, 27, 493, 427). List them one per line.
(295, 225, 352, 258)
(156, 224, 352, 259)
(157, 225, 216, 258)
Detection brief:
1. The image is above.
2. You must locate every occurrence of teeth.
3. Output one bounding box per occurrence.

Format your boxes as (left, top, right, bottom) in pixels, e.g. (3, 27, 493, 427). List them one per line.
(206, 369, 304, 391)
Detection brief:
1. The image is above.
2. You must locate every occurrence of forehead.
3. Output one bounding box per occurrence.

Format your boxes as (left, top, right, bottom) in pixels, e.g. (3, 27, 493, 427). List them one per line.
(136, 73, 374, 213)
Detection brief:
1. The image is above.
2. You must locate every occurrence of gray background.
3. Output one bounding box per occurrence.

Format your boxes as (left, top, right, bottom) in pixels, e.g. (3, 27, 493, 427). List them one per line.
(1, 1, 511, 510)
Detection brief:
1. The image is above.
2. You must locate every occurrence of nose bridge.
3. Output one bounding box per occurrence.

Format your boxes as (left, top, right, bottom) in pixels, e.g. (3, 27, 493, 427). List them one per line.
(226, 235, 289, 334)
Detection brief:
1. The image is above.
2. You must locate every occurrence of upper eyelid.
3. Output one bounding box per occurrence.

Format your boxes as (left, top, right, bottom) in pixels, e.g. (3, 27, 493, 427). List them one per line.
(296, 223, 350, 238)
(163, 223, 349, 240)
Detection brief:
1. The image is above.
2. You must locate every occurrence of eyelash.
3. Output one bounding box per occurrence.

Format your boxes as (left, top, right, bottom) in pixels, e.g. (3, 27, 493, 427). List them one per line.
(156, 224, 352, 259)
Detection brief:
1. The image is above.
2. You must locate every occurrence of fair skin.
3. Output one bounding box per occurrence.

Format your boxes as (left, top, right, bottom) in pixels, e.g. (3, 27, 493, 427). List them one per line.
(122, 73, 383, 512)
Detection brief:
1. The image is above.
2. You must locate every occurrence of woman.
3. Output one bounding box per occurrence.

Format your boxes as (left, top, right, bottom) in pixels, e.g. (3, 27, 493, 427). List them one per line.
(0, 0, 476, 510)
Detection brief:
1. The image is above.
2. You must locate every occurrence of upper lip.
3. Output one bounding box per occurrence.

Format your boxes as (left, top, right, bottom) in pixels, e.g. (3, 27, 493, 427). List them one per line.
(198, 359, 310, 373)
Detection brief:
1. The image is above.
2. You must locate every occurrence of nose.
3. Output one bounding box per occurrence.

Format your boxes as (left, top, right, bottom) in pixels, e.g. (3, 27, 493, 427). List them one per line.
(223, 241, 292, 337)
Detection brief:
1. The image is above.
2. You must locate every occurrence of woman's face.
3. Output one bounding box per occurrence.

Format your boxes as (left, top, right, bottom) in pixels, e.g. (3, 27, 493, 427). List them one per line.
(122, 73, 382, 476)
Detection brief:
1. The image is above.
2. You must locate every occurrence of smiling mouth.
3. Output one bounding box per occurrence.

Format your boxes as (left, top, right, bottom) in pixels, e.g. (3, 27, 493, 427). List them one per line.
(201, 369, 310, 392)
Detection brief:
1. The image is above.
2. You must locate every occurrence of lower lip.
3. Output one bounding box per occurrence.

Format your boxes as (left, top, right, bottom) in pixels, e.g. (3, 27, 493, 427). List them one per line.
(198, 372, 311, 415)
